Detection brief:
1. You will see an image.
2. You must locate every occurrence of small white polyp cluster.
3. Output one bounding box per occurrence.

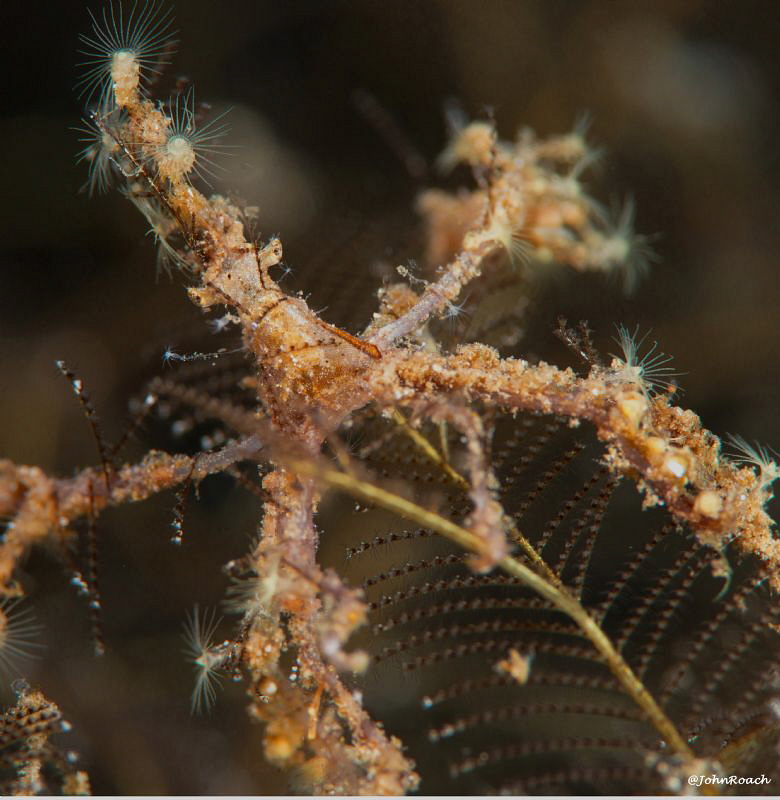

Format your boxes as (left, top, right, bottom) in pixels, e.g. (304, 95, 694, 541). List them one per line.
(76, 1, 176, 110)
(157, 132, 196, 182)
(76, 3, 232, 188)
(153, 89, 233, 184)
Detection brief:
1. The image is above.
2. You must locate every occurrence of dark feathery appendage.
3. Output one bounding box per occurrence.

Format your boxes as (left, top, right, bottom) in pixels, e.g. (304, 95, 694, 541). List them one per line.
(325, 410, 780, 794)
(534, 467, 606, 555)
(369, 571, 529, 614)
(608, 539, 707, 652)
(55, 361, 114, 490)
(375, 618, 584, 664)
(656, 571, 764, 707)
(566, 476, 620, 598)
(592, 522, 674, 622)
(85, 480, 106, 657)
(346, 528, 434, 561)
(373, 594, 551, 634)
(362, 553, 466, 589)
(553, 470, 616, 582)
(512, 441, 586, 520)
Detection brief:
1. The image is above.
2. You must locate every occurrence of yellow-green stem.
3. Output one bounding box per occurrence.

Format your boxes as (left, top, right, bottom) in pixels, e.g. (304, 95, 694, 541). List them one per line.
(291, 459, 698, 766)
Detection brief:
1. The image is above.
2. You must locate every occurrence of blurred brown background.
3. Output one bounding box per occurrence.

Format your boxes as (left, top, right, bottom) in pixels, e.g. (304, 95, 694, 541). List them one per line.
(1, 0, 779, 793)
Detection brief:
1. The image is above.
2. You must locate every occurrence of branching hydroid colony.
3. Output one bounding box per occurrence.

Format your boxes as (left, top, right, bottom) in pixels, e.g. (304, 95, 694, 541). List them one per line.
(0, 0, 779, 794)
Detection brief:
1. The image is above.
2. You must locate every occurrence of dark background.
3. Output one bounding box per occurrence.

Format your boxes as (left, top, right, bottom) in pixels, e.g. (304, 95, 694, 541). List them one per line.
(1, 0, 779, 793)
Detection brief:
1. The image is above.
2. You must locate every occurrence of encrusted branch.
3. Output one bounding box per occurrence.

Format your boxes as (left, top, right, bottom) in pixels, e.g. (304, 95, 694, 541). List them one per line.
(375, 346, 780, 588)
(0, 436, 263, 593)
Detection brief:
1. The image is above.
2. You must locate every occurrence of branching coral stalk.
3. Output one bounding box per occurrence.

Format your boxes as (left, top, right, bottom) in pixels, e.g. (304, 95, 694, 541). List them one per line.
(1, 2, 778, 793)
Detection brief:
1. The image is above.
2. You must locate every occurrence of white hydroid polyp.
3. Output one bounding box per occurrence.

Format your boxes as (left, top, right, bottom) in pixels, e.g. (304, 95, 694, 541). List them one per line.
(182, 605, 225, 714)
(611, 323, 682, 397)
(74, 109, 124, 196)
(0, 599, 44, 682)
(154, 88, 234, 184)
(600, 198, 659, 294)
(76, 1, 177, 108)
(726, 434, 780, 489)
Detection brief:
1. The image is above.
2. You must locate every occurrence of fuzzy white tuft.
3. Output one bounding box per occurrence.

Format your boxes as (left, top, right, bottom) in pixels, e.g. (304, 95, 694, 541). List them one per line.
(597, 199, 658, 294)
(74, 110, 123, 196)
(611, 324, 682, 397)
(154, 88, 233, 185)
(0, 599, 44, 682)
(726, 434, 780, 491)
(182, 605, 225, 714)
(76, 1, 177, 109)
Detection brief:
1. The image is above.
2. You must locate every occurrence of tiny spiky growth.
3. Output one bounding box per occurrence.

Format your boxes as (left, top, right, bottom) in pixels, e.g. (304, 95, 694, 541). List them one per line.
(482, 211, 533, 269)
(611, 324, 681, 396)
(76, 0, 177, 109)
(123, 188, 190, 274)
(590, 197, 658, 294)
(597, 199, 658, 293)
(154, 89, 232, 185)
(182, 605, 225, 714)
(726, 434, 780, 491)
(436, 119, 497, 173)
(0, 600, 43, 682)
(564, 114, 604, 177)
(224, 574, 265, 616)
(74, 110, 123, 195)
